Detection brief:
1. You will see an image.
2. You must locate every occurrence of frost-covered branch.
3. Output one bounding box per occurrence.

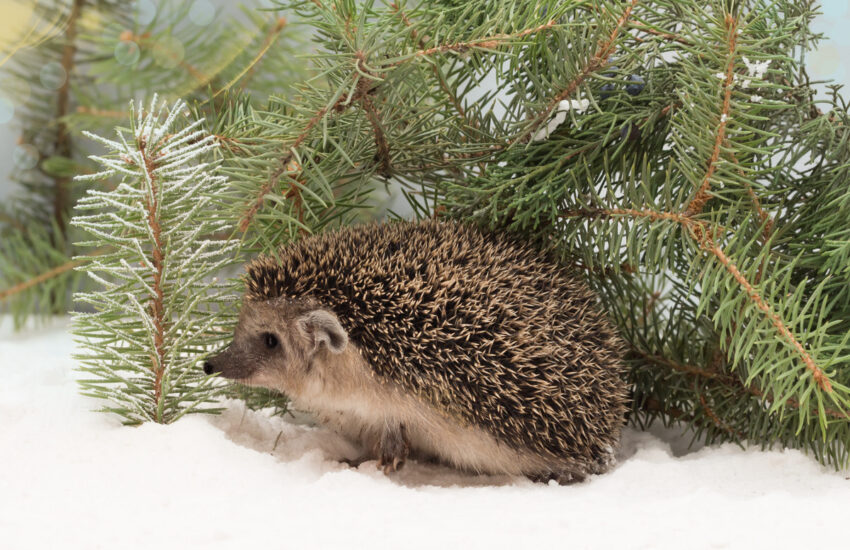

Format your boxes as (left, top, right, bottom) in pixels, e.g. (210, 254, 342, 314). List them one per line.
(71, 96, 237, 425)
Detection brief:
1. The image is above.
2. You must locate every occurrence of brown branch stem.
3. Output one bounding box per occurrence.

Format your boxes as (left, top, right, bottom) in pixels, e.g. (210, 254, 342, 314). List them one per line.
(699, 394, 745, 438)
(521, 0, 639, 145)
(631, 21, 693, 46)
(237, 17, 288, 93)
(396, 19, 557, 64)
(355, 52, 392, 176)
(0, 211, 27, 233)
(562, 206, 833, 393)
(683, 14, 738, 216)
(633, 349, 727, 380)
(138, 137, 167, 419)
(0, 247, 109, 302)
(54, 0, 85, 239)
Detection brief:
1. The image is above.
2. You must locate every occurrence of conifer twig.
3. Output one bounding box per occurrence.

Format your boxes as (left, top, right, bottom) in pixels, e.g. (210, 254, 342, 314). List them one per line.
(54, 0, 85, 238)
(223, 17, 290, 97)
(521, 0, 639, 145)
(239, 101, 340, 231)
(698, 394, 745, 438)
(125, 31, 212, 88)
(389, 3, 476, 131)
(633, 349, 728, 380)
(0, 247, 108, 302)
(631, 21, 693, 46)
(637, 350, 848, 420)
(705, 244, 831, 392)
(393, 19, 557, 64)
(239, 11, 561, 232)
(561, 206, 833, 393)
(73, 97, 235, 425)
(684, 14, 738, 216)
(137, 136, 167, 410)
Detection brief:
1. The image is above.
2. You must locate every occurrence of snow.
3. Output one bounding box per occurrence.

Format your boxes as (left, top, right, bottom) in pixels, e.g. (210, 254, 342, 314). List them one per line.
(743, 56, 771, 81)
(1, 316, 848, 549)
(531, 99, 590, 142)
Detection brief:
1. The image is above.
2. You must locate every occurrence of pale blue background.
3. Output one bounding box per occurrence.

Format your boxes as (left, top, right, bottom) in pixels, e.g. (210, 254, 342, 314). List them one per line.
(0, 2, 848, 200)
(809, 1, 849, 96)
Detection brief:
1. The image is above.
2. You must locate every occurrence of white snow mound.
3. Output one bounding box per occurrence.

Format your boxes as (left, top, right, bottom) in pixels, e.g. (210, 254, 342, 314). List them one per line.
(0, 317, 847, 549)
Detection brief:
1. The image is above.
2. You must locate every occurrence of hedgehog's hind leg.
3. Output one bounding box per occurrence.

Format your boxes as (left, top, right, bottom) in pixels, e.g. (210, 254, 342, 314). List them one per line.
(376, 422, 410, 474)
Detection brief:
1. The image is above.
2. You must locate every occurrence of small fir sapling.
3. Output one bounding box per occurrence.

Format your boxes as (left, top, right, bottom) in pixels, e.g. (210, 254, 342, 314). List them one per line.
(71, 97, 237, 425)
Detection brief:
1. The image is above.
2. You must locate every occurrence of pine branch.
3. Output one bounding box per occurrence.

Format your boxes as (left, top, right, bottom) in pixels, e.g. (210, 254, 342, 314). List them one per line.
(706, 242, 831, 392)
(53, 0, 85, 239)
(394, 19, 558, 63)
(630, 21, 694, 46)
(72, 96, 238, 425)
(137, 133, 168, 410)
(634, 347, 848, 421)
(238, 101, 335, 231)
(126, 31, 214, 89)
(0, 216, 88, 328)
(561, 206, 833, 394)
(683, 14, 738, 216)
(232, 1, 568, 235)
(520, 0, 639, 145)
(232, 16, 290, 94)
(0, 246, 107, 303)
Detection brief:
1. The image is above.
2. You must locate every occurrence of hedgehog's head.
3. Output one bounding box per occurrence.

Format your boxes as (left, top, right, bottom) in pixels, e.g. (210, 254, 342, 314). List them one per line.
(203, 296, 348, 394)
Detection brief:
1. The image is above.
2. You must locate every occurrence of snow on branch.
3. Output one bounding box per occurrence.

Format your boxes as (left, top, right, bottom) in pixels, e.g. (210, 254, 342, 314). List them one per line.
(71, 96, 238, 425)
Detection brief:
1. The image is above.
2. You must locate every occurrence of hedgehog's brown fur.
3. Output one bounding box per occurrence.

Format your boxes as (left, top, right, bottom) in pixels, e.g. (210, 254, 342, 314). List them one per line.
(244, 219, 629, 473)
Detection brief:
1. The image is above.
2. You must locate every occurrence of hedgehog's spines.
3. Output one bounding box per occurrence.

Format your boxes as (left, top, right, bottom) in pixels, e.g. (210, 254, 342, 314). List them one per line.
(243, 219, 628, 469)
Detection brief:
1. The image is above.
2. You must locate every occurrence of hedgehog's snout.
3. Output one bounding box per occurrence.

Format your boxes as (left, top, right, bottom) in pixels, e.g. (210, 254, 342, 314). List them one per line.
(202, 346, 234, 377)
(203, 361, 216, 375)
(203, 344, 259, 381)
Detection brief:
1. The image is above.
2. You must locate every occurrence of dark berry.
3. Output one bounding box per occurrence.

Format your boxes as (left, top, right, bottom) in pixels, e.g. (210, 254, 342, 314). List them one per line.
(626, 74, 645, 96)
(620, 123, 640, 142)
(600, 66, 619, 100)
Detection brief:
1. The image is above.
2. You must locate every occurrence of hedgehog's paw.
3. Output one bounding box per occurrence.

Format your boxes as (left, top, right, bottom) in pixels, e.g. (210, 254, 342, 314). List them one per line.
(528, 469, 587, 485)
(339, 456, 369, 468)
(376, 423, 410, 475)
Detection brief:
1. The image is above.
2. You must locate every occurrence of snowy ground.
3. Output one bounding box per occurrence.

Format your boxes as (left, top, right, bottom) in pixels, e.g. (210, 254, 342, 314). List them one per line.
(1, 317, 848, 549)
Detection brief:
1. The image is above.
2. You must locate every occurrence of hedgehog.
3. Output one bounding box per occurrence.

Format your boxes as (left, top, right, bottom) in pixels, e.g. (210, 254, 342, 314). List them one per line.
(204, 219, 628, 483)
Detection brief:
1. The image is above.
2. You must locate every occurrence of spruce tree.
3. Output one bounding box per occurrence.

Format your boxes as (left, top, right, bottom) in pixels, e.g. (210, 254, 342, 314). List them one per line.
(72, 96, 235, 425)
(5, 0, 849, 466)
(204, 0, 850, 466)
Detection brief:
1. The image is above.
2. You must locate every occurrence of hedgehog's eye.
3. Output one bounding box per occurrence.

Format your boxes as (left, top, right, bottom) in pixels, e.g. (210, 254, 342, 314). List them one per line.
(263, 332, 279, 349)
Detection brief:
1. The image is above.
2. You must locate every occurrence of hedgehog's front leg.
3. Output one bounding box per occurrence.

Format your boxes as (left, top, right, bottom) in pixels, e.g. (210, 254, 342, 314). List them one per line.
(376, 422, 410, 474)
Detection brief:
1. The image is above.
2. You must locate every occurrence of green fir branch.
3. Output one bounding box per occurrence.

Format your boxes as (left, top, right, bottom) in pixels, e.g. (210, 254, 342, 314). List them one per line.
(71, 96, 238, 425)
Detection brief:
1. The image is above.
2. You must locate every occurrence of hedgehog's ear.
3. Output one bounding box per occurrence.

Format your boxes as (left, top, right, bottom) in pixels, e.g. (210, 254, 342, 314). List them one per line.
(296, 310, 348, 354)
